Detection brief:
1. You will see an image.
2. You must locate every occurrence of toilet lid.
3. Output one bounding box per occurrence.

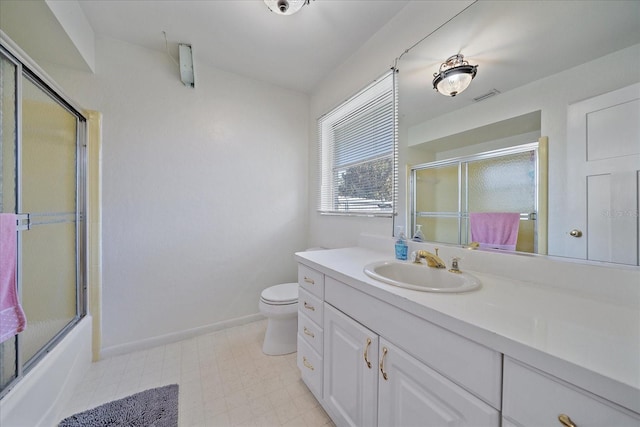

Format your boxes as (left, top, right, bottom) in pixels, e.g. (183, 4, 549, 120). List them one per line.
(260, 282, 298, 304)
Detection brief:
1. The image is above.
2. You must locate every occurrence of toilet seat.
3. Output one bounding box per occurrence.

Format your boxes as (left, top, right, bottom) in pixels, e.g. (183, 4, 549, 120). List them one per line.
(260, 282, 298, 305)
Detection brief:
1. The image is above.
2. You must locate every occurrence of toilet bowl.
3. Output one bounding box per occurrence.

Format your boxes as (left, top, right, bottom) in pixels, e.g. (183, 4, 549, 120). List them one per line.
(259, 282, 299, 355)
(259, 248, 324, 356)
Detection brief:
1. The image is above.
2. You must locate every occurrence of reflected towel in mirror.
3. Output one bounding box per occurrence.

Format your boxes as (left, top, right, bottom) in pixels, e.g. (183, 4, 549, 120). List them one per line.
(470, 212, 520, 251)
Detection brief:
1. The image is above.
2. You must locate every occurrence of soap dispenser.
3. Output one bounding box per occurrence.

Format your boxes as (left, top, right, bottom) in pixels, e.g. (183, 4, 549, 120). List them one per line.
(412, 224, 425, 242)
(395, 226, 408, 260)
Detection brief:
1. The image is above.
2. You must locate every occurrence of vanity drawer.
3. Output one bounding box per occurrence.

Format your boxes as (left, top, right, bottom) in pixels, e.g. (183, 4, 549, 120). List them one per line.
(298, 264, 324, 298)
(297, 333, 323, 400)
(298, 287, 323, 326)
(298, 312, 323, 355)
(503, 357, 640, 427)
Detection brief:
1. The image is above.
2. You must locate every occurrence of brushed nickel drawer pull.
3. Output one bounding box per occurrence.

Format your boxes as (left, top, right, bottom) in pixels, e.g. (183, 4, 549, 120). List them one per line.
(303, 327, 315, 338)
(558, 414, 576, 427)
(363, 338, 372, 369)
(303, 301, 315, 311)
(303, 276, 315, 284)
(303, 356, 314, 371)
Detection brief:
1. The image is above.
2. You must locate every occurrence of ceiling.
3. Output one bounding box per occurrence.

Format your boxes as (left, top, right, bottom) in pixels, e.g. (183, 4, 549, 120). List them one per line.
(69, 0, 640, 125)
(76, 0, 411, 94)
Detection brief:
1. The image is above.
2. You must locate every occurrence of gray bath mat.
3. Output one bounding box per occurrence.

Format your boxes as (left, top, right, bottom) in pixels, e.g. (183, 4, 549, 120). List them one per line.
(58, 384, 178, 427)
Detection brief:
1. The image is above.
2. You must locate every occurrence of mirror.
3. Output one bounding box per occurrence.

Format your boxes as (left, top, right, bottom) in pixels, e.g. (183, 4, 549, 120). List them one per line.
(397, 0, 640, 262)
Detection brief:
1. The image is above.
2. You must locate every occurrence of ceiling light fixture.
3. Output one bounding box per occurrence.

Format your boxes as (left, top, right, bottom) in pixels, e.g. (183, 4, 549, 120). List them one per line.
(432, 54, 478, 97)
(264, 0, 310, 16)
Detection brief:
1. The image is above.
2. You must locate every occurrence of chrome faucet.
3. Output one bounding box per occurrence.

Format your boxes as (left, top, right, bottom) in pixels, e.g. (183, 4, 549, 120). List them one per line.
(413, 249, 446, 269)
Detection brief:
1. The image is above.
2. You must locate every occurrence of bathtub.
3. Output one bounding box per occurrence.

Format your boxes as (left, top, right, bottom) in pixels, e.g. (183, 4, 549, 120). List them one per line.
(0, 316, 92, 426)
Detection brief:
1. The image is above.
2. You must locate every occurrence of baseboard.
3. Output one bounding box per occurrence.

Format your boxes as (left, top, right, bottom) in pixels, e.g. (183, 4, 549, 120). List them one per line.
(100, 313, 265, 359)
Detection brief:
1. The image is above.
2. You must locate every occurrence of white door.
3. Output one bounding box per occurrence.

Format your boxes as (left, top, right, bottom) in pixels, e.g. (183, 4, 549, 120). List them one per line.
(566, 83, 640, 265)
(323, 304, 378, 427)
(377, 338, 499, 427)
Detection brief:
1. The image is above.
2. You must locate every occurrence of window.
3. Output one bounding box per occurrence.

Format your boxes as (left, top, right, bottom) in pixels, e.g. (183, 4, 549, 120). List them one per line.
(318, 70, 397, 216)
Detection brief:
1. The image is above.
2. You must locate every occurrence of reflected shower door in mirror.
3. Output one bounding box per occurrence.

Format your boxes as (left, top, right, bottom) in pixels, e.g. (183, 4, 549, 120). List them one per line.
(410, 140, 547, 254)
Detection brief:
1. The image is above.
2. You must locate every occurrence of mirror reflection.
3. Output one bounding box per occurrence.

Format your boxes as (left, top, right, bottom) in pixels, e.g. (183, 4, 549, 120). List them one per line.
(398, 0, 640, 264)
(411, 138, 544, 254)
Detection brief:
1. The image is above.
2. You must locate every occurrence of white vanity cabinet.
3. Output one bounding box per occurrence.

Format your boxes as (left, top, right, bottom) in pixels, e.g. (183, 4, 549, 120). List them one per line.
(324, 276, 503, 410)
(296, 247, 640, 427)
(323, 286, 500, 427)
(502, 358, 640, 427)
(297, 261, 502, 427)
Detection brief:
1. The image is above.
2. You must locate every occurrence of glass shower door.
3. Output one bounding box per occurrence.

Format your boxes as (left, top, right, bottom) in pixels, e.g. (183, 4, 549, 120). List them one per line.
(414, 164, 461, 243)
(0, 45, 19, 392)
(19, 75, 81, 368)
(466, 150, 537, 252)
(0, 44, 86, 396)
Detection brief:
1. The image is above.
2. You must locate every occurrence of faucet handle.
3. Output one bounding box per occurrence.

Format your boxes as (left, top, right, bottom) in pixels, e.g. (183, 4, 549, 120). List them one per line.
(449, 257, 462, 274)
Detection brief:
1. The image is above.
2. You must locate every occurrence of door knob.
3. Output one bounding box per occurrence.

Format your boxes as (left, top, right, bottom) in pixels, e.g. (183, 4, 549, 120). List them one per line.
(569, 229, 583, 237)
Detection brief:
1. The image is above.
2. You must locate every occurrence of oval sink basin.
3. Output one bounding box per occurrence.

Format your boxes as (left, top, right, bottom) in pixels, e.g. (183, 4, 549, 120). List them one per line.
(363, 260, 481, 293)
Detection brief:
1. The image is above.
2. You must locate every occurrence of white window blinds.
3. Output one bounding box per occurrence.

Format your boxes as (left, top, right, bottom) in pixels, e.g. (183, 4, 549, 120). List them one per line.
(318, 70, 398, 216)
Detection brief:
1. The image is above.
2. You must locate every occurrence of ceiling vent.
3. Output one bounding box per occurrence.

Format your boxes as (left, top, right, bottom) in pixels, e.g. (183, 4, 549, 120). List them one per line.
(473, 89, 501, 102)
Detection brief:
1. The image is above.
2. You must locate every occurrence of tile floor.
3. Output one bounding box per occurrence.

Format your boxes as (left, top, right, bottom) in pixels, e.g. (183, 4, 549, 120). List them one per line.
(60, 320, 334, 426)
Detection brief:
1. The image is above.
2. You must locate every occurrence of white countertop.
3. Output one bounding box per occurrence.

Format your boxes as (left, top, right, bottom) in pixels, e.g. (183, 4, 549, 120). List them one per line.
(295, 245, 640, 414)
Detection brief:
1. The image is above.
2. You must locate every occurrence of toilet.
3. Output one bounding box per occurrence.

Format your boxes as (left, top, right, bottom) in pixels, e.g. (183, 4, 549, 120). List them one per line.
(259, 248, 324, 356)
(259, 282, 299, 355)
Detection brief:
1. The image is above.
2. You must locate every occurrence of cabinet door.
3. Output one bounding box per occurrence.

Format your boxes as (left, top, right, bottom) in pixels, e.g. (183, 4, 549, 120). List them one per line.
(378, 338, 500, 427)
(324, 303, 378, 427)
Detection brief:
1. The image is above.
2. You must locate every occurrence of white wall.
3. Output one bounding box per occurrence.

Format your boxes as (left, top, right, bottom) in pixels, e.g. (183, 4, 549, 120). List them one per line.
(44, 37, 310, 354)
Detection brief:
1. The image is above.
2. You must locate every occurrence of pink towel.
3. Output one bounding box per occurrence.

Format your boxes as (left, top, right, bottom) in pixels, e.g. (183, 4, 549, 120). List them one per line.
(0, 213, 27, 343)
(469, 212, 520, 251)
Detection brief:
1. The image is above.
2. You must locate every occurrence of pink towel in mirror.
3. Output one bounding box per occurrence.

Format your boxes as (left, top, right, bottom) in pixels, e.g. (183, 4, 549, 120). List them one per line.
(469, 212, 520, 251)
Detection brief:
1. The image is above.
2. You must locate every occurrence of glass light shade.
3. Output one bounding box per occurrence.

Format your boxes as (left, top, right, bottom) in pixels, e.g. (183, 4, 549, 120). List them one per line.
(432, 54, 478, 97)
(436, 69, 473, 97)
(264, 0, 307, 15)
